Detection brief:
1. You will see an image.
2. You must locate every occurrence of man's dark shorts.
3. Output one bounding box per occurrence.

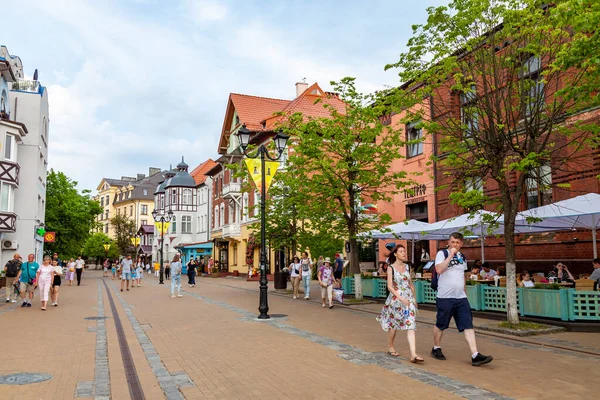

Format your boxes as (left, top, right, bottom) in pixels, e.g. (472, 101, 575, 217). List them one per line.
(435, 297, 473, 332)
(334, 270, 342, 279)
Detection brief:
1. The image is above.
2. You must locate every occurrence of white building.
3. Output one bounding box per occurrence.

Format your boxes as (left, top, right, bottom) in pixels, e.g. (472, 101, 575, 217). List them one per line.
(152, 158, 215, 266)
(0, 45, 49, 264)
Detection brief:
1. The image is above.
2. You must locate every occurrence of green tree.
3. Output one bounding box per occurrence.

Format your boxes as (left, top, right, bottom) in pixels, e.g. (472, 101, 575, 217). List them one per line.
(281, 78, 414, 275)
(388, 0, 600, 323)
(45, 170, 102, 258)
(110, 214, 137, 256)
(82, 232, 119, 261)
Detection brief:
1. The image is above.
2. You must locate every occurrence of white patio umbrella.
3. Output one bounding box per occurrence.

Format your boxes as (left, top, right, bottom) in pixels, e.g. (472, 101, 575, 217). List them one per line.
(406, 210, 500, 262)
(504, 193, 600, 258)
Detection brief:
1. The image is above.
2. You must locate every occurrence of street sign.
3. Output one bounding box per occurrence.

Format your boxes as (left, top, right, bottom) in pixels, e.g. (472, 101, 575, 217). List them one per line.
(43, 232, 56, 243)
(103, 244, 111, 251)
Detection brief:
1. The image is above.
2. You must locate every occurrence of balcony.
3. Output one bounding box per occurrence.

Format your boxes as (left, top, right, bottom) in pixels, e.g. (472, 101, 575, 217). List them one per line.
(222, 223, 241, 238)
(0, 160, 19, 186)
(222, 182, 241, 198)
(0, 211, 17, 232)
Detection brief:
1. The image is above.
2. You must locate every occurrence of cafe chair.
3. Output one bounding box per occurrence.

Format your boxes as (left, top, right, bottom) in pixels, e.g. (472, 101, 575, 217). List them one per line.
(575, 279, 596, 291)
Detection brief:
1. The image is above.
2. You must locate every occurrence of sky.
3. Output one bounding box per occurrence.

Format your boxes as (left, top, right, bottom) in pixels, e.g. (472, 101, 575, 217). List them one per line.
(2, 0, 446, 192)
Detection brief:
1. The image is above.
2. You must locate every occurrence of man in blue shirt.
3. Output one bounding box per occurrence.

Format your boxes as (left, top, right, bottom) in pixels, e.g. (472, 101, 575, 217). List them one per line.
(15, 254, 40, 308)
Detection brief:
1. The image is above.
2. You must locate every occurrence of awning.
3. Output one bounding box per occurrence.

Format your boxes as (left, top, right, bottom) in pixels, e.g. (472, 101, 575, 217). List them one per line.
(178, 242, 213, 250)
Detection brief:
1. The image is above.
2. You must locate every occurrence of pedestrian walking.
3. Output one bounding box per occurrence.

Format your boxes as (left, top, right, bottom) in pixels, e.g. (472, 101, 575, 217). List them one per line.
(318, 257, 335, 309)
(135, 258, 144, 287)
(111, 260, 117, 280)
(376, 244, 422, 362)
(154, 262, 160, 277)
(103, 258, 109, 277)
(3, 253, 21, 303)
(50, 260, 62, 307)
(300, 255, 312, 300)
(288, 256, 302, 299)
(74, 256, 85, 286)
(208, 257, 214, 274)
(187, 259, 197, 287)
(431, 232, 493, 366)
(165, 262, 171, 280)
(146, 261, 151, 275)
(36, 256, 54, 311)
(333, 253, 344, 287)
(131, 264, 137, 287)
(15, 254, 39, 308)
(170, 255, 183, 298)
(66, 258, 75, 286)
(120, 255, 133, 292)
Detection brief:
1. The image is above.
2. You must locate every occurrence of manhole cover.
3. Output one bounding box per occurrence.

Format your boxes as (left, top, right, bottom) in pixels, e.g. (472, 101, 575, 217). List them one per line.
(270, 314, 287, 318)
(84, 316, 108, 320)
(0, 373, 52, 385)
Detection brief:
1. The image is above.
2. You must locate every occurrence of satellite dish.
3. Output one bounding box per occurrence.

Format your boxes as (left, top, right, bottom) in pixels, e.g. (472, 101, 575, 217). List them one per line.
(33, 69, 38, 81)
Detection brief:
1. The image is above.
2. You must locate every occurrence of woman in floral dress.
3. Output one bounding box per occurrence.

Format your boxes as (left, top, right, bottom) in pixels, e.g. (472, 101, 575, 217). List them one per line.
(376, 244, 423, 363)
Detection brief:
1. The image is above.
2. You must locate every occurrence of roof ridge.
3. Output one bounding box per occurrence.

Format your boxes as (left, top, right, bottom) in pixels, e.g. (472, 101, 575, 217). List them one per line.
(230, 92, 290, 103)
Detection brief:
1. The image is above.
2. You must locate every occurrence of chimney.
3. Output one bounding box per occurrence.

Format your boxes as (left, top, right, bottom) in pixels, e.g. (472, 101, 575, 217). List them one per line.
(137, 173, 146, 180)
(148, 167, 161, 176)
(295, 81, 308, 97)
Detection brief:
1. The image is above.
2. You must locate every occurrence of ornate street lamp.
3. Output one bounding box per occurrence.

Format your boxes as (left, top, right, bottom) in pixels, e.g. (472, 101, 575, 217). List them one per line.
(238, 125, 289, 319)
(152, 208, 173, 284)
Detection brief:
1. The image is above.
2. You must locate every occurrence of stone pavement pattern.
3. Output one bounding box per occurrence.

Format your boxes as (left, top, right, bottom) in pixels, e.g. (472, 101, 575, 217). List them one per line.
(0, 271, 597, 399)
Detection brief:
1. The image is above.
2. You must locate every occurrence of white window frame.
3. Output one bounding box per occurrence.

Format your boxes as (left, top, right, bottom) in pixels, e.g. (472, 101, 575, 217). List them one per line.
(0, 182, 15, 212)
(406, 123, 423, 158)
(182, 215, 192, 234)
(171, 215, 177, 234)
(183, 188, 192, 205)
(4, 134, 16, 162)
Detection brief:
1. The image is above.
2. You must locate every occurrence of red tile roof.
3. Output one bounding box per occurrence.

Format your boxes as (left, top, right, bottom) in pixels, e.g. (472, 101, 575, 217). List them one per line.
(190, 159, 217, 185)
(230, 94, 289, 131)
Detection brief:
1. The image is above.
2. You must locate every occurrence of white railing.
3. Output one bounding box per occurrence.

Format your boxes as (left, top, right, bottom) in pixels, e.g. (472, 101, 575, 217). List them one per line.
(222, 182, 241, 196)
(222, 223, 241, 237)
(13, 79, 40, 93)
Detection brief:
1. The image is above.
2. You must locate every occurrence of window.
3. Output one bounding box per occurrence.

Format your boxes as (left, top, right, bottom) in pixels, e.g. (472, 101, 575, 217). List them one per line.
(105, 224, 109, 234)
(100, 197, 104, 207)
(4, 134, 16, 161)
(0, 89, 7, 113)
(183, 189, 192, 205)
(0, 182, 14, 212)
(242, 192, 249, 221)
(406, 123, 423, 158)
(214, 205, 219, 228)
(228, 202, 234, 224)
(460, 86, 479, 137)
(182, 215, 192, 233)
(466, 177, 483, 192)
(143, 189, 148, 196)
(141, 205, 148, 215)
(117, 208, 121, 215)
(233, 243, 238, 265)
(526, 164, 552, 209)
(521, 56, 544, 116)
(106, 195, 109, 205)
(141, 219, 147, 225)
(171, 189, 177, 205)
(130, 205, 133, 216)
(160, 194, 164, 210)
(105, 210, 109, 219)
(171, 215, 177, 233)
(127, 191, 131, 198)
(123, 207, 127, 217)
(220, 204, 225, 227)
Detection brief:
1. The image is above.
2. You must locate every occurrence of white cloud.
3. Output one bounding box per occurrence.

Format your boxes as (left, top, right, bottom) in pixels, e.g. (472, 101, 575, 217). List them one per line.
(183, 0, 229, 23)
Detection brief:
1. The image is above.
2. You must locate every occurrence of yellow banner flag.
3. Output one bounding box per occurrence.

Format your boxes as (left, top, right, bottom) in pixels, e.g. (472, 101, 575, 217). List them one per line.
(154, 221, 170, 235)
(244, 159, 280, 194)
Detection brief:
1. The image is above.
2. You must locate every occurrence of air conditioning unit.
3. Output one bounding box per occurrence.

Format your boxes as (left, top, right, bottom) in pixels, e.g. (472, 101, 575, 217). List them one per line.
(2, 240, 18, 250)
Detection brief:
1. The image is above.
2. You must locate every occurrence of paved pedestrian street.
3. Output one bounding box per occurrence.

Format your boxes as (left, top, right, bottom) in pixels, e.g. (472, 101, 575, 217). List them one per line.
(0, 272, 598, 399)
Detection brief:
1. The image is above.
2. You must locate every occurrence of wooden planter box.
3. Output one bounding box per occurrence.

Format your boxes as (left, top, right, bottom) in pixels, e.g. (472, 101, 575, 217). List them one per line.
(0, 277, 5, 289)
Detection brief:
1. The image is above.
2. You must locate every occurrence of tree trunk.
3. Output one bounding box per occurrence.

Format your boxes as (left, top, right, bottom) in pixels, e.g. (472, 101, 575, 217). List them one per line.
(354, 273, 363, 300)
(503, 200, 520, 324)
(348, 237, 360, 275)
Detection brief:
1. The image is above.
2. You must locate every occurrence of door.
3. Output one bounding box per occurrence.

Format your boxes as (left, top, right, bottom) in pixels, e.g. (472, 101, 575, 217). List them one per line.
(219, 247, 228, 272)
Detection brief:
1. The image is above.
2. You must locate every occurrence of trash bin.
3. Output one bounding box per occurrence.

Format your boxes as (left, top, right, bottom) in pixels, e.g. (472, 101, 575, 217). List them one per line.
(274, 271, 287, 290)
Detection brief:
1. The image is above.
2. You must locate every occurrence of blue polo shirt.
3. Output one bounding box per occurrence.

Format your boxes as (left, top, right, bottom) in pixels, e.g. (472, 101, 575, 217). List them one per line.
(19, 262, 40, 283)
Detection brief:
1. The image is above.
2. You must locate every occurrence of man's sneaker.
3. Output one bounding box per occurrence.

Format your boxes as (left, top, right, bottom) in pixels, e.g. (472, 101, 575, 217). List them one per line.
(177, 294, 183, 298)
(472, 353, 493, 366)
(26, 303, 32, 307)
(5, 298, 9, 303)
(171, 295, 176, 299)
(21, 302, 27, 307)
(431, 347, 446, 360)
(11, 299, 17, 303)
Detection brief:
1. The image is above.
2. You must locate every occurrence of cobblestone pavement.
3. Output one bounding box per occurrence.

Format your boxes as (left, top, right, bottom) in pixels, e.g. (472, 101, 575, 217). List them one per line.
(0, 271, 598, 399)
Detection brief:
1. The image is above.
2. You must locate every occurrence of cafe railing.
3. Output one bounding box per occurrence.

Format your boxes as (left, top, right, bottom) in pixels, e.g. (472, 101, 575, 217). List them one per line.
(340, 277, 599, 322)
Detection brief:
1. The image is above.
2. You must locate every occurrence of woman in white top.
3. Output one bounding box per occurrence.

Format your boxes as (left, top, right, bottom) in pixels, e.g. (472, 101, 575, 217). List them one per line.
(66, 258, 76, 286)
(289, 256, 302, 299)
(300, 252, 313, 300)
(135, 258, 144, 287)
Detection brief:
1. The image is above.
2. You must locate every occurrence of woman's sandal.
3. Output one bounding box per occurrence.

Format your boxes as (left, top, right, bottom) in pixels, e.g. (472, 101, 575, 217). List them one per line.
(388, 349, 401, 357)
(410, 356, 424, 363)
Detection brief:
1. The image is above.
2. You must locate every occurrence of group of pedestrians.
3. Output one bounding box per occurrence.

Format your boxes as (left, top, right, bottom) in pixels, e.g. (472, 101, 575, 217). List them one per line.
(3, 253, 64, 310)
(287, 252, 345, 308)
(376, 232, 493, 366)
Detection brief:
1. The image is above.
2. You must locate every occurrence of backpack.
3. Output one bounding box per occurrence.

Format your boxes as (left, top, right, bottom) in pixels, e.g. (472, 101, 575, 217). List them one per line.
(431, 249, 467, 291)
(5, 259, 20, 277)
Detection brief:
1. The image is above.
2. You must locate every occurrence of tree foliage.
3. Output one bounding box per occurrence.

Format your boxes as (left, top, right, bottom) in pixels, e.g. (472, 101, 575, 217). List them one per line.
(109, 214, 137, 256)
(82, 232, 119, 260)
(44, 169, 102, 258)
(280, 78, 415, 274)
(388, 0, 600, 323)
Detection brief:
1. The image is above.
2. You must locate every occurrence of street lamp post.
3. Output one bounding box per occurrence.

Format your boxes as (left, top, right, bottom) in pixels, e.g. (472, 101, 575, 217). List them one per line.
(152, 209, 173, 285)
(238, 125, 289, 319)
(130, 233, 141, 259)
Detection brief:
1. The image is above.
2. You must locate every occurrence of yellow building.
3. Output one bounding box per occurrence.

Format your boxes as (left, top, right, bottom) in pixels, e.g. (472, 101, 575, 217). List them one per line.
(95, 168, 162, 238)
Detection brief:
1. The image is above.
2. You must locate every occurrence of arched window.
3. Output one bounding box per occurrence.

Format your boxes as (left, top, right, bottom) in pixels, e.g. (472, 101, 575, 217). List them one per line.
(220, 204, 225, 227)
(183, 189, 192, 205)
(214, 205, 219, 228)
(242, 192, 248, 221)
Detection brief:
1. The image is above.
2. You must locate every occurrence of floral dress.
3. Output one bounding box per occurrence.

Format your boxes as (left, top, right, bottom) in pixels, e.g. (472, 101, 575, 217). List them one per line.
(376, 266, 416, 331)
